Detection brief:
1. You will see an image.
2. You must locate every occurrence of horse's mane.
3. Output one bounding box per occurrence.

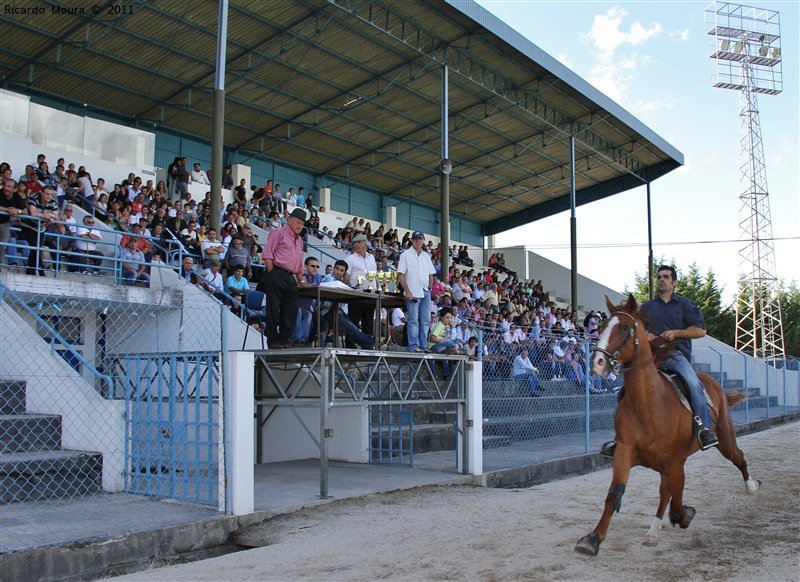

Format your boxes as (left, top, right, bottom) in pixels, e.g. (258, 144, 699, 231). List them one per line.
(649, 337, 681, 367)
(610, 299, 674, 366)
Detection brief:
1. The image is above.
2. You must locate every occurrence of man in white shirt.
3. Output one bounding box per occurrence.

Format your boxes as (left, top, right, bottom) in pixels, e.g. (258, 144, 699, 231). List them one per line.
(390, 306, 407, 346)
(397, 230, 436, 353)
(201, 259, 225, 299)
(345, 233, 378, 339)
(74, 214, 104, 274)
(200, 228, 227, 267)
(191, 163, 210, 185)
(513, 348, 542, 396)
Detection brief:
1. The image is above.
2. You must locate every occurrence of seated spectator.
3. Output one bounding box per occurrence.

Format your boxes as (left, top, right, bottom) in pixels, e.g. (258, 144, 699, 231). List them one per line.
(121, 237, 150, 287)
(180, 256, 200, 284)
(74, 214, 104, 275)
(389, 306, 407, 346)
(191, 163, 210, 185)
(503, 323, 526, 346)
(200, 259, 225, 300)
(319, 260, 375, 349)
(225, 265, 250, 313)
(290, 256, 323, 346)
(465, 336, 479, 361)
(224, 236, 251, 279)
(513, 348, 542, 396)
(428, 308, 464, 355)
(545, 338, 568, 380)
(200, 228, 226, 268)
(458, 245, 474, 267)
(120, 223, 153, 262)
(180, 220, 202, 255)
(564, 339, 586, 384)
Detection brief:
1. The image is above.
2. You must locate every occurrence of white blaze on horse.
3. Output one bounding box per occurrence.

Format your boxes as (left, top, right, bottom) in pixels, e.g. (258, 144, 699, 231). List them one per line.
(575, 295, 760, 556)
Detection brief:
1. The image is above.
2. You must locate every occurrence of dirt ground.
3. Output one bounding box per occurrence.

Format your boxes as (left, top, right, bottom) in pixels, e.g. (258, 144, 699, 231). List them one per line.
(118, 422, 799, 582)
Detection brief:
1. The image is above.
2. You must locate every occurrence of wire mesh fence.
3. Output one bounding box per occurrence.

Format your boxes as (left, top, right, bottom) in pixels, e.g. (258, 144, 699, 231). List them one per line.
(0, 278, 226, 554)
(480, 334, 800, 473)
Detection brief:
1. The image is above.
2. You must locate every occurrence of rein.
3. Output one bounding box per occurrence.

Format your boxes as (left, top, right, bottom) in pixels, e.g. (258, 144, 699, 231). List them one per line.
(593, 310, 643, 374)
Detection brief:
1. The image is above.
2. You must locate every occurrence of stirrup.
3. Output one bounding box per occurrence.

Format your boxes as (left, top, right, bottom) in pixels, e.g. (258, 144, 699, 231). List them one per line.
(698, 428, 719, 451)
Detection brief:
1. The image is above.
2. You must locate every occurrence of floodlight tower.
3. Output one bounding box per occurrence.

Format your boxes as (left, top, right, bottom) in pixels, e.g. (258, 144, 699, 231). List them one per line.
(705, 2, 785, 359)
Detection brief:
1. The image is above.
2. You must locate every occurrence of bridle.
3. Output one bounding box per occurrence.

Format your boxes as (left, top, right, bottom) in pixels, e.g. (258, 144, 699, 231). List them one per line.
(592, 310, 639, 375)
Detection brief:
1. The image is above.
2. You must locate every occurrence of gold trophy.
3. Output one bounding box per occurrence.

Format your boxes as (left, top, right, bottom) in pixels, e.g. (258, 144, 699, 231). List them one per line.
(356, 274, 366, 289)
(390, 270, 399, 293)
(376, 271, 386, 292)
(366, 271, 377, 292)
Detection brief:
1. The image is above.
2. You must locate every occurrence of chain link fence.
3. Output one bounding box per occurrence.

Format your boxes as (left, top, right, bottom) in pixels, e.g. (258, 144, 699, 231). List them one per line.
(0, 276, 228, 554)
(480, 333, 799, 472)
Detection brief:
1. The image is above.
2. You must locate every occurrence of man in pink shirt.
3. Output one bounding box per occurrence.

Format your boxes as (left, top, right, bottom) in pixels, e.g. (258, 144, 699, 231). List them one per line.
(257, 207, 307, 348)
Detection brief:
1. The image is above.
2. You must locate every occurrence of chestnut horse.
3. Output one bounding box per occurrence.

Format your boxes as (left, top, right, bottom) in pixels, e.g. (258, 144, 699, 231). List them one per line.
(575, 295, 760, 556)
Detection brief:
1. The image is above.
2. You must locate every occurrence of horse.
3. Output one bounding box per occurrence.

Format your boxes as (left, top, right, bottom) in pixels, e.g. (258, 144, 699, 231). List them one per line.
(574, 294, 760, 556)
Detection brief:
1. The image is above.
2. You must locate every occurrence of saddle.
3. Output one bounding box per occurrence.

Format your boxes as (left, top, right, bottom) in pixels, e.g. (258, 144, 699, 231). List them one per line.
(657, 368, 713, 415)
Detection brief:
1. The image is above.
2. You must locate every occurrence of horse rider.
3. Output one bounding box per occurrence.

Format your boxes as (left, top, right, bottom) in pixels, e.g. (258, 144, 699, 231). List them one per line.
(601, 265, 719, 457)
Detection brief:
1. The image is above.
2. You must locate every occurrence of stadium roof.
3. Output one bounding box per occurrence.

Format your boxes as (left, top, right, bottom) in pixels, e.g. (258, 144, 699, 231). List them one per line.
(0, 0, 683, 236)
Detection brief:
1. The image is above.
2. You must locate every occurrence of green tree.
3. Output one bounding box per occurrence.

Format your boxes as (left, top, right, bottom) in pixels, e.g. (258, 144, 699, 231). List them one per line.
(778, 281, 800, 357)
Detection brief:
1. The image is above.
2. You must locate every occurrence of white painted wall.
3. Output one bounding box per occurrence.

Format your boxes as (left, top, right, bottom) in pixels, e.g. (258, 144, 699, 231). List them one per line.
(0, 303, 126, 491)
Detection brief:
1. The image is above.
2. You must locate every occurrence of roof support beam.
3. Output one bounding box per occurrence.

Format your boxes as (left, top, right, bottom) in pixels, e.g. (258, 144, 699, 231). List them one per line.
(326, 0, 649, 181)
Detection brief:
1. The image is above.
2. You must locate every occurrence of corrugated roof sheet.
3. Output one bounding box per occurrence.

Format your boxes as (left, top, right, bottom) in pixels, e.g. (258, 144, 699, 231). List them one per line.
(0, 0, 682, 235)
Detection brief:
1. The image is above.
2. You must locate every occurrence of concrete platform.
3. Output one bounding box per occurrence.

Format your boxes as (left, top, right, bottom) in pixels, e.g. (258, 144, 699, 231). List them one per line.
(254, 452, 468, 512)
(0, 451, 467, 556)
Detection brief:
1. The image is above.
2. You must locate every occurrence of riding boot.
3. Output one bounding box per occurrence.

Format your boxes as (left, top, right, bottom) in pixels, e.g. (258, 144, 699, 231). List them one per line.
(600, 440, 616, 458)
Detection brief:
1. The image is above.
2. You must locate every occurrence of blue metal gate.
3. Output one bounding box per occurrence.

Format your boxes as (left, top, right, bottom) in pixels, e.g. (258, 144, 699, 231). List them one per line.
(122, 352, 221, 507)
(369, 404, 413, 465)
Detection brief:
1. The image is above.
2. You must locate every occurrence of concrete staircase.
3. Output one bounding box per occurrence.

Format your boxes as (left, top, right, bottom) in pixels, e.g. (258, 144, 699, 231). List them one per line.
(0, 380, 103, 504)
(482, 379, 617, 447)
(694, 363, 779, 410)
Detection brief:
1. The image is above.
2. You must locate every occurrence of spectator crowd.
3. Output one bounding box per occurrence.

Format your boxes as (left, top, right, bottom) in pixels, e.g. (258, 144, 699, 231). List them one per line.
(1, 154, 617, 393)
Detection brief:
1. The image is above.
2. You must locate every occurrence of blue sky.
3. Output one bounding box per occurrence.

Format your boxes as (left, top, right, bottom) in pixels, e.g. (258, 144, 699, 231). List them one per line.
(477, 1, 799, 305)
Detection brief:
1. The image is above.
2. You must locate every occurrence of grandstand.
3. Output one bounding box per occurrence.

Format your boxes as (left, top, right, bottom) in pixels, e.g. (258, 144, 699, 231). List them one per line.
(1, 2, 797, 577)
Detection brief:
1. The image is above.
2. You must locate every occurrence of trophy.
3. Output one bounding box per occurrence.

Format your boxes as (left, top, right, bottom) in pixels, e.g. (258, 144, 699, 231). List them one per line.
(389, 271, 398, 293)
(356, 274, 366, 289)
(376, 271, 386, 292)
(366, 271, 377, 292)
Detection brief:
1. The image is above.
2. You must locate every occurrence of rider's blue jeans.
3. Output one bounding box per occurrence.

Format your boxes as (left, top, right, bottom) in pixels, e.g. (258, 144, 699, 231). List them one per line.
(662, 352, 713, 428)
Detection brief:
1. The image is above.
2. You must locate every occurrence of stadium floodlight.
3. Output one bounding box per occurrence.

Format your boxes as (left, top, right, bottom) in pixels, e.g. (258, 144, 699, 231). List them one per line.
(704, 1, 785, 359)
(705, 2, 782, 95)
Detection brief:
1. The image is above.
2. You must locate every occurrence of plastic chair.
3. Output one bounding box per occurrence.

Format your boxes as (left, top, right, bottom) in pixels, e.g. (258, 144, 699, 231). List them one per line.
(242, 290, 267, 349)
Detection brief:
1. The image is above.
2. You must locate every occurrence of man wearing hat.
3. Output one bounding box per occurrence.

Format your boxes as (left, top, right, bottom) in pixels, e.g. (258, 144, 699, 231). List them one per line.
(257, 207, 307, 348)
(345, 233, 378, 340)
(397, 230, 436, 353)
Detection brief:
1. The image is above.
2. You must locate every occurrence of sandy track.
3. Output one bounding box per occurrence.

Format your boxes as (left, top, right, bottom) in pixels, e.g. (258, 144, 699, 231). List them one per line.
(118, 422, 799, 581)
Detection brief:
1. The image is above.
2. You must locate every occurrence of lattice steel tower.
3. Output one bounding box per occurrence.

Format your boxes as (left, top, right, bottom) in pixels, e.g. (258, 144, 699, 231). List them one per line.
(705, 2, 784, 359)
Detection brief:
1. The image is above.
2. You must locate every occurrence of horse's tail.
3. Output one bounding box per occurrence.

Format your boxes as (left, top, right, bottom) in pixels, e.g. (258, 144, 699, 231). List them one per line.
(725, 391, 747, 407)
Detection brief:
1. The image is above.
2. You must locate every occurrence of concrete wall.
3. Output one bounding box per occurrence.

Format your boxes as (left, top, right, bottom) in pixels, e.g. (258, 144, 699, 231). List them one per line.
(491, 245, 625, 315)
(0, 303, 126, 491)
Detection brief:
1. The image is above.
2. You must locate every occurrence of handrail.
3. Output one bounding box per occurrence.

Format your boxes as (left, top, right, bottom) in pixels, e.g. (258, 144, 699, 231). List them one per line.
(0, 211, 182, 281)
(0, 279, 116, 398)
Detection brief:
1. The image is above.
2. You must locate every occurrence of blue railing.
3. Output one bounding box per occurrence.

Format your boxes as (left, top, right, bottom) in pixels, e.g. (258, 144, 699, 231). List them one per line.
(0, 279, 116, 397)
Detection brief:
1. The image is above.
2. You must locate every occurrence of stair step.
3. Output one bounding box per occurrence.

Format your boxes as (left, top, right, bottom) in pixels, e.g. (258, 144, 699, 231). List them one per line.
(483, 394, 617, 417)
(0, 381, 26, 415)
(482, 410, 616, 441)
(0, 450, 103, 504)
(482, 435, 513, 449)
(0, 414, 62, 453)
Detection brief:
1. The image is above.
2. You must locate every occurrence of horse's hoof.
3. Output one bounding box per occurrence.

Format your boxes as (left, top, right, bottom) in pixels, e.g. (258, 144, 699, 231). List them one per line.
(642, 534, 659, 546)
(746, 478, 761, 494)
(669, 505, 696, 528)
(575, 532, 600, 556)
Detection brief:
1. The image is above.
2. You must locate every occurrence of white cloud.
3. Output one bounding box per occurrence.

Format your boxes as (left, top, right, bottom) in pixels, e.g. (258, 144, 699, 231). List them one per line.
(671, 28, 690, 42)
(556, 53, 574, 69)
(582, 6, 662, 105)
